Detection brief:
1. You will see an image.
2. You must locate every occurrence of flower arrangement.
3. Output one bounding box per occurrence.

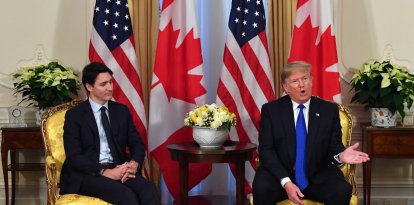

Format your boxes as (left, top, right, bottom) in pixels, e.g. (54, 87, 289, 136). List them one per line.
(351, 60, 414, 118)
(13, 61, 80, 109)
(184, 103, 237, 130)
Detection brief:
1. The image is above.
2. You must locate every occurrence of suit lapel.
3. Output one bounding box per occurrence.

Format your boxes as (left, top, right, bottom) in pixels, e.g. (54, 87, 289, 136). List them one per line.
(107, 102, 121, 154)
(306, 97, 320, 164)
(83, 101, 101, 155)
(108, 102, 117, 135)
(281, 97, 296, 167)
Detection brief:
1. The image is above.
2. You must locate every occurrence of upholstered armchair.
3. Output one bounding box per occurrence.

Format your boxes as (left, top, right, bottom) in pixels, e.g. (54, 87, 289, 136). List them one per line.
(251, 104, 358, 205)
(40, 100, 110, 205)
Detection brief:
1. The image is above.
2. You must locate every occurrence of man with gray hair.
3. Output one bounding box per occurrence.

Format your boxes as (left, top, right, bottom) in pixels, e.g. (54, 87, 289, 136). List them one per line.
(253, 61, 369, 205)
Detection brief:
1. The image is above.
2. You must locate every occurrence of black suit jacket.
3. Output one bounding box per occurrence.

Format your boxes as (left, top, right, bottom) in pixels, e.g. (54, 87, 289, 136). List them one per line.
(258, 95, 345, 184)
(60, 100, 145, 194)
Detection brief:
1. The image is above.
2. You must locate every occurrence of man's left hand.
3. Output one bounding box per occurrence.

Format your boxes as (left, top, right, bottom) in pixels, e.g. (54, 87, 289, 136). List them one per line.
(339, 142, 370, 164)
(120, 160, 140, 183)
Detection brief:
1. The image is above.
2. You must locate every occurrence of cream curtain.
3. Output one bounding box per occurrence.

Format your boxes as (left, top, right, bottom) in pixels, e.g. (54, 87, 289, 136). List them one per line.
(128, 0, 161, 188)
(268, 0, 297, 97)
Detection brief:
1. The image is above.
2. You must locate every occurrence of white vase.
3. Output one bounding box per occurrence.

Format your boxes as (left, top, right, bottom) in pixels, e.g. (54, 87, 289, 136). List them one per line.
(192, 127, 229, 149)
(370, 108, 396, 128)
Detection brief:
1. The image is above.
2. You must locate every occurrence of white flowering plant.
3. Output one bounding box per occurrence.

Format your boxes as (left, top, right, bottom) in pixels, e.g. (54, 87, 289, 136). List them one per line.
(184, 103, 237, 130)
(351, 60, 414, 118)
(13, 61, 80, 109)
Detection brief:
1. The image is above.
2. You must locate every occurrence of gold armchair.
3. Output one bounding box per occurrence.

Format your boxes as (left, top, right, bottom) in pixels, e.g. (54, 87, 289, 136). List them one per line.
(40, 100, 110, 205)
(251, 104, 358, 205)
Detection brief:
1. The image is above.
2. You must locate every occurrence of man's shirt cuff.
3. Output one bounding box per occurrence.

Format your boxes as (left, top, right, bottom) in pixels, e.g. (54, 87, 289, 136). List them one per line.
(334, 152, 345, 167)
(280, 177, 291, 187)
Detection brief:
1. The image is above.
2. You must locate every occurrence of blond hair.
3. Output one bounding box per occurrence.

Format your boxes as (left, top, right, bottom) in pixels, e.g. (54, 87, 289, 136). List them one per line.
(281, 61, 311, 84)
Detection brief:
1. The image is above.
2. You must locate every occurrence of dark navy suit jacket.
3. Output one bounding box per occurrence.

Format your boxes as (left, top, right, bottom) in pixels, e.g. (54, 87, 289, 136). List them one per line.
(60, 100, 145, 194)
(258, 95, 345, 184)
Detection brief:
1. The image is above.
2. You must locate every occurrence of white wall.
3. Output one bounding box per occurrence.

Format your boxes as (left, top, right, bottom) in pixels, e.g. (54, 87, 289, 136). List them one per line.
(0, 1, 93, 204)
(0, 0, 92, 106)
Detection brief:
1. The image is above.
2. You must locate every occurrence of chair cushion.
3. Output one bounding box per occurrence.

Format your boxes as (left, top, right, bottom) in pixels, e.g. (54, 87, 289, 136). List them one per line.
(44, 109, 67, 184)
(56, 194, 110, 205)
(339, 109, 351, 178)
(275, 194, 358, 205)
(339, 108, 351, 147)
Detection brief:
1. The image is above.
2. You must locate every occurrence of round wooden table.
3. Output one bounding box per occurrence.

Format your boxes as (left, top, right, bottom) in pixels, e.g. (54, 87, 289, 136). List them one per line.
(167, 140, 257, 205)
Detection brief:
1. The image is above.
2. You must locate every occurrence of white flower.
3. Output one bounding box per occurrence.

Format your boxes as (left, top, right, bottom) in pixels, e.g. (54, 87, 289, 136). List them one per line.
(184, 118, 190, 126)
(351, 60, 414, 119)
(184, 104, 237, 129)
(196, 117, 204, 126)
(210, 121, 220, 129)
(13, 61, 80, 109)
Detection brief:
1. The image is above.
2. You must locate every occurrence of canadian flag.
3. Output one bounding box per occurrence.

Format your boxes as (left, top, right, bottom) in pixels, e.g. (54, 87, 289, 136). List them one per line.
(288, 0, 342, 103)
(148, 0, 210, 200)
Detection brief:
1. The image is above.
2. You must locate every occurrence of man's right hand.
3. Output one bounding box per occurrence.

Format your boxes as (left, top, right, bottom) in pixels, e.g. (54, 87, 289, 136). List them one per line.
(284, 182, 305, 205)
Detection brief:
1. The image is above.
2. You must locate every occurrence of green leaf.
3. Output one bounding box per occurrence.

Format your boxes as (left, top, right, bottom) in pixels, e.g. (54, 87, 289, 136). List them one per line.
(379, 86, 391, 97)
(359, 91, 370, 103)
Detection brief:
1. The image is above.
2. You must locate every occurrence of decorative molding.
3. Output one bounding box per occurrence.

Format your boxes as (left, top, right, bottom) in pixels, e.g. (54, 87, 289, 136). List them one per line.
(367, 44, 413, 73)
(16, 45, 52, 69)
(0, 45, 57, 90)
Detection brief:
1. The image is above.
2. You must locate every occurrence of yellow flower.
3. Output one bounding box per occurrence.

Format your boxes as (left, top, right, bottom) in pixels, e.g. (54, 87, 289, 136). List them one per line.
(190, 113, 197, 123)
(184, 103, 237, 130)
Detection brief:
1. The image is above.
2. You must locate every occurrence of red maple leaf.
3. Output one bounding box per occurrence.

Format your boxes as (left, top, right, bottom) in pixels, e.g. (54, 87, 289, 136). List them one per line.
(288, 17, 340, 100)
(153, 21, 206, 104)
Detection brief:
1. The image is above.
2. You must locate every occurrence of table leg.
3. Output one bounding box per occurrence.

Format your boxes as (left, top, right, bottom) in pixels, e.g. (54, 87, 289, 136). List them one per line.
(362, 130, 367, 205)
(179, 162, 189, 205)
(2, 146, 9, 205)
(366, 159, 372, 205)
(235, 161, 245, 205)
(11, 150, 16, 205)
(363, 160, 366, 205)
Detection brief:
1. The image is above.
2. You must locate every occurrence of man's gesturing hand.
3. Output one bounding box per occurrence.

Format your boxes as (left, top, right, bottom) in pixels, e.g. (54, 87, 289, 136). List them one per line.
(339, 142, 370, 164)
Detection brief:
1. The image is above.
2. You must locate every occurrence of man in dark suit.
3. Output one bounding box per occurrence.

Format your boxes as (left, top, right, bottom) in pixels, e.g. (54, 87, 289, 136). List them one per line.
(252, 61, 369, 205)
(60, 62, 160, 205)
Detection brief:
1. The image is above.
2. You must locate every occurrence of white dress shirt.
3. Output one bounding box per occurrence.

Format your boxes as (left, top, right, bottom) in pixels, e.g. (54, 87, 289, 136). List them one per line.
(280, 99, 310, 187)
(89, 98, 113, 163)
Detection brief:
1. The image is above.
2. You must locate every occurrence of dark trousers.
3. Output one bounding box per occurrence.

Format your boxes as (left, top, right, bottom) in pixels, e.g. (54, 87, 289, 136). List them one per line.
(252, 166, 352, 205)
(79, 174, 160, 205)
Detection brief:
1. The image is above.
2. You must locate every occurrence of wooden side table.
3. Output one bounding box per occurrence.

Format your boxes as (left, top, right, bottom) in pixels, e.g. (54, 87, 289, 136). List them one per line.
(1, 127, 45, 205)
(362, 125, 414, 205)
(167, 141, 256, 205)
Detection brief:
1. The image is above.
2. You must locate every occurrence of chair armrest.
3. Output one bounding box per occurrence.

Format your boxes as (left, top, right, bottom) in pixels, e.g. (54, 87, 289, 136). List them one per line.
(45, 156, 60, 205)
(347, 164, 358, 196)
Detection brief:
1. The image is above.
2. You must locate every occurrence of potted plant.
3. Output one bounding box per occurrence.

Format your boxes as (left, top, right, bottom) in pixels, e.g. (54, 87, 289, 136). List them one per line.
(13, 61, 80, 124)
(351, 60, 414, 127)
(184, 103, 237, 148)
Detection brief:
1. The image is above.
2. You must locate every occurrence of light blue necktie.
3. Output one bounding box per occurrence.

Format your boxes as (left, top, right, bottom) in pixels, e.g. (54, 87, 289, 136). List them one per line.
(295, 104, 309, 190)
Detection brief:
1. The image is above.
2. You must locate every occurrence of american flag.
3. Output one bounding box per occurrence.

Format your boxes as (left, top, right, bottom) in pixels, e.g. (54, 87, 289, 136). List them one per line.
(217, 0, 275, 194)
(89, 0, 148, 167)
(288, 0, 342, 103)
